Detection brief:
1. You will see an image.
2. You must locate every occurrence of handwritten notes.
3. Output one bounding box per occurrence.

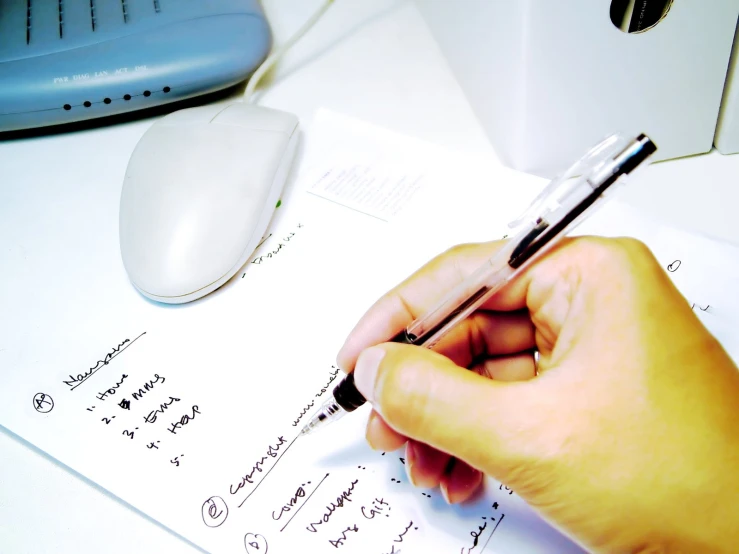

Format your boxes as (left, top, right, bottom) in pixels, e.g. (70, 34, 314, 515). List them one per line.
(63, 333, 146, 391)
(0, 123, 580, 553)
(1, 108, 737, 553)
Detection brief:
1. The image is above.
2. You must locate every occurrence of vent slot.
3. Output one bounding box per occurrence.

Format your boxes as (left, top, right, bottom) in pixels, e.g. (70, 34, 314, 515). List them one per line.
(26, 0, 32, 44)
(89, 0, 96, 31)
(19, 0, 164, 46)
(58, 0, 64, 38)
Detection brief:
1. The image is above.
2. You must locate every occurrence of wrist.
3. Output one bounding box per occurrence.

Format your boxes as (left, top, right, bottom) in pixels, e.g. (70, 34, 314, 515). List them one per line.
(655, 406, 739, 550)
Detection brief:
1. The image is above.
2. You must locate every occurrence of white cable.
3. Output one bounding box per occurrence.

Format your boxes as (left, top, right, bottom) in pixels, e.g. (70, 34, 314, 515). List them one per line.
(244, 0, 335, 103)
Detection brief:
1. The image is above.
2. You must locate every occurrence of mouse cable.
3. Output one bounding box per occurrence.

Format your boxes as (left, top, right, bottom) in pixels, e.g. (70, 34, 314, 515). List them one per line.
(243, 0, 336, 104)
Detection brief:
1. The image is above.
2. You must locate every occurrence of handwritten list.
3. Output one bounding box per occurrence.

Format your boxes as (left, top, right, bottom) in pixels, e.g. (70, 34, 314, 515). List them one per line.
(2, 109, 736, 553)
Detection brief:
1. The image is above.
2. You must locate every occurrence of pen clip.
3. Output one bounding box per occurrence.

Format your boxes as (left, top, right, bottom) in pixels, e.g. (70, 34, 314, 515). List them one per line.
(507, 133, 626, 230)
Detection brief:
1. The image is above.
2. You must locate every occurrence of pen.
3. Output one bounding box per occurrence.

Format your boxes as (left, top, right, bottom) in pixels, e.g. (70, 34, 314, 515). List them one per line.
(301, 132, 657, 436)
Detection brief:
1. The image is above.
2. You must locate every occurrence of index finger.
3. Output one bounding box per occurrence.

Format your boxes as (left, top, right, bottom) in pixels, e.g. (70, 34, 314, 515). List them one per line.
(336, 240, 529, 370)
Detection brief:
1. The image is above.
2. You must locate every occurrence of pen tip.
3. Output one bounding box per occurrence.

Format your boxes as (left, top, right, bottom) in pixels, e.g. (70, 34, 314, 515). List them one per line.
(299, 421, 314, 437)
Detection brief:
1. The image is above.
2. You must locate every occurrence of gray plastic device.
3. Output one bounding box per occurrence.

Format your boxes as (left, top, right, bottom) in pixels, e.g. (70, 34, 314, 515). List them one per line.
(0, 0, 272, 132)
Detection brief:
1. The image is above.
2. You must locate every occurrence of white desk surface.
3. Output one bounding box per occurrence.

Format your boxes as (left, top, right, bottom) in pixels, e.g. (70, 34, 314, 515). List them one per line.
(1, 1, 738, 552)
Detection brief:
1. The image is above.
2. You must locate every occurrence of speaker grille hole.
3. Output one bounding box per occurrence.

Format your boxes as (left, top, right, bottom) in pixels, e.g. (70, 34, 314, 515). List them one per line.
(103, 97, 111, 104)
(83, 100, 92, 108)
(143, 90, 151, 97)
(90, 0, 97, 31)
(123, 94, 131, 101)
(26, 0, 32, 45)
(58, 0, 64, 39)
(63, 104, 71, 110)
(163, 86, 171, 93)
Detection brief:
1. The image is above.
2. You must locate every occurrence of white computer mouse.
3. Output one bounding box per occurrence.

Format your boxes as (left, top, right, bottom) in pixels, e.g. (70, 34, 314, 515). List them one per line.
(119, 102, 299, 304)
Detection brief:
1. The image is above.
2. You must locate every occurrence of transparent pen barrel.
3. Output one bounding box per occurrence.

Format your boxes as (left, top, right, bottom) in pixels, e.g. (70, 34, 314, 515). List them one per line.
(404, 133, 656, 351)
(404, 242, 518, 348)
(403, 187, 607, 348)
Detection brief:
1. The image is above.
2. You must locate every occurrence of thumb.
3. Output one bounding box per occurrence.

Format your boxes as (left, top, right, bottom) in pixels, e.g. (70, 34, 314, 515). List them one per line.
(352, 343, 538, 474)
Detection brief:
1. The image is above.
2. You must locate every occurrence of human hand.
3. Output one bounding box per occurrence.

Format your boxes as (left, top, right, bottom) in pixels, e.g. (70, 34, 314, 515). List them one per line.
(337, 237, 739, 553)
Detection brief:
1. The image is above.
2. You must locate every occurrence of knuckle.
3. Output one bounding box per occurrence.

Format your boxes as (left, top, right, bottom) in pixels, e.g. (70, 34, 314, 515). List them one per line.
(560, 237, 666, 309)
(443, 243, 469, 258)
(436, 242, 502, 281)
(440, 241, 498, 266)
(436, 243, 476, 271)
(568, 236, 655, 274)
(611, 236, 655, 263)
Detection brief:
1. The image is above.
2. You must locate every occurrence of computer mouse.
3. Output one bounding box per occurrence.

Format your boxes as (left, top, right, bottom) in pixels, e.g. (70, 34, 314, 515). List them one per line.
(119, 102, 299, 304)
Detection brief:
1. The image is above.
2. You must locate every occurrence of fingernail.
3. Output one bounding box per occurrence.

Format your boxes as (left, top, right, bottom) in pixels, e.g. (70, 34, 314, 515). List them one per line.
(353, 346, 385, 403)
(365, 411, 383, 450)
(404, 442, 417, 486)
(440, 481, 451, 504)
(443, 464, 483, 505)
(336, 342, 350, 369)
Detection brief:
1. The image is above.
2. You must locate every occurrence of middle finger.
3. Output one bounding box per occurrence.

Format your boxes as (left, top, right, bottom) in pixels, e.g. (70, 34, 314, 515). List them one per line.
(434, 309, 535, 368)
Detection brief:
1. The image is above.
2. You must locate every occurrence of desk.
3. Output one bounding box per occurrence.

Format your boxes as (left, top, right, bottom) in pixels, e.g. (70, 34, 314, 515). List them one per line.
(1, 1, 738, 552)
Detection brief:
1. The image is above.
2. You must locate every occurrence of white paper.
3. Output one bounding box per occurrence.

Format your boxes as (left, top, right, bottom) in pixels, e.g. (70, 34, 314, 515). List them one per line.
(2, 109, 736, 554)
(0, 109, 581, 554)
